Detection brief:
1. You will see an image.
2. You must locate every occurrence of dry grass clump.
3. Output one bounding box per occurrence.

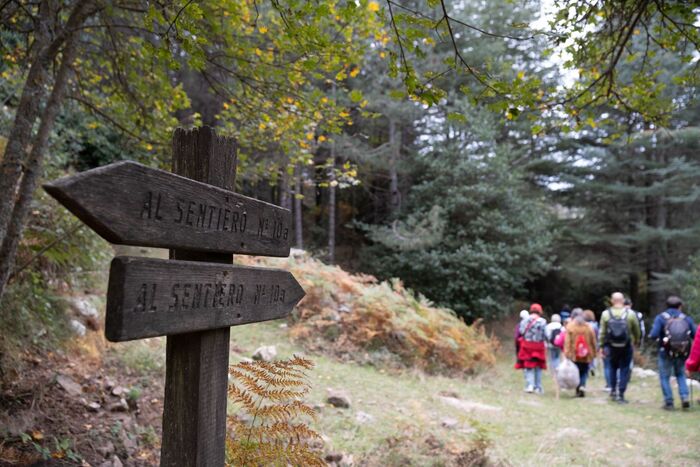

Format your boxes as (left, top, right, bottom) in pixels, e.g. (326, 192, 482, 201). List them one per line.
(239, 253, 498, 375)
(226, 355, 324, 466)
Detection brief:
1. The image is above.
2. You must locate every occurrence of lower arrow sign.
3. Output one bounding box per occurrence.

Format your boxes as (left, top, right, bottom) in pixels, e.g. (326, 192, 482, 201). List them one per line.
(105, 256, 305, 342)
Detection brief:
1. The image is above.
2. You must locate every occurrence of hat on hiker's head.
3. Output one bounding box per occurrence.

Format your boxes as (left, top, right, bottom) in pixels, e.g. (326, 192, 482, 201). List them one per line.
(520, 310, 529, 319)
(551, 314, 561, 323)
(529, 303, 543, 314)
(666, 296, 683, 308)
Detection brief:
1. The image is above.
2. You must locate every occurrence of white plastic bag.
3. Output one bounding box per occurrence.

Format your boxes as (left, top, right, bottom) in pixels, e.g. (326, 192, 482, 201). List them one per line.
(556, 357, 580, 390)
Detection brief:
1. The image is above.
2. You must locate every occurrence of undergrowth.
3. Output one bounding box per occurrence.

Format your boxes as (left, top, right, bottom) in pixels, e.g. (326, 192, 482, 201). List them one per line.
(0, 277, 72, 381)
(0, 186, 110, 382)
(239, 253, 499, 376)
(226, 355, 324, 466)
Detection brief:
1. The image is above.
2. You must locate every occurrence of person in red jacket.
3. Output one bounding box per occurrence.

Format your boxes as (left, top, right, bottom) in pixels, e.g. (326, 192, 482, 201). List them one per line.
(517, 303, 548, 394)
(686, 329, 700, 375)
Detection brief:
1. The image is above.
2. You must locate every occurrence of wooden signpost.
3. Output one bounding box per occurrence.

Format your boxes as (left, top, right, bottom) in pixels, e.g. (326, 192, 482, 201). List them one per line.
(105, 256, 304, 341)
(44, 126, 304, 466)
(43, 160, 291, 256)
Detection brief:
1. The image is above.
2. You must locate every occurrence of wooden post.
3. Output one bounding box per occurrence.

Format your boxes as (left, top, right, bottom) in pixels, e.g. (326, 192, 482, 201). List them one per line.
(161, 127, 237, 467)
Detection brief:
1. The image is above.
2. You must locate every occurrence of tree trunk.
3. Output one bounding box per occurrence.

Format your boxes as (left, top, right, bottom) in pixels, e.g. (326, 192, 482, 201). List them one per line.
(279, 162, 291, 210)
(0, 1, 56, 243)
(645, 150, 668, 313)
(327, 90, 338, 262)
(294, 162, 303, 249)
(328, 158, 336, 264)
(0, 4, 88, 302)
(388, 118, 401, 215)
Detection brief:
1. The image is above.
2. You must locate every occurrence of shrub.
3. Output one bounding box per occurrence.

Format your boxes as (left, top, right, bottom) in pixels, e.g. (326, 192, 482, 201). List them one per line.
(239, 253, 499, 376)
(226, 356, 324, 466)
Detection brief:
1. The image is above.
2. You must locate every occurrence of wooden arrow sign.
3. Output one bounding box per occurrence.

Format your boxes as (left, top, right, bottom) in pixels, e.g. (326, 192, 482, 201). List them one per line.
(43, 161, 291, 256)
(105, 256, 305, 342)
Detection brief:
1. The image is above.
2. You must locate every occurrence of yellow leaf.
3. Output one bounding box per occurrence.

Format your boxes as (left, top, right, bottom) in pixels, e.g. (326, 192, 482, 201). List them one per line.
(368, 1, 380, 12)
(222, 102, 229, 110)
(306, 132, 314, 140)
(318, 135, 327, 142)
(31, 430, 44, 441)
(259, 26, 268, 34)
(349, 67, 360, 78)
(517, 70, 525, 80)
(379, 51, 386, 59)
(320, 97, 329, 104)
(259, 123, 266, 130)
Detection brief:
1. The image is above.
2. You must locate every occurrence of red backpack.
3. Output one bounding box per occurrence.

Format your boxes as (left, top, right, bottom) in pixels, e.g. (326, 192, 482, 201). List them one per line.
(575, 334, 590, 360)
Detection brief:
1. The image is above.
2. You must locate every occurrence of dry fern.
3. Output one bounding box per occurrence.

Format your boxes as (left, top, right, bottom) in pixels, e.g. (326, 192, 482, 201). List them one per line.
(226, 355, 325, 467)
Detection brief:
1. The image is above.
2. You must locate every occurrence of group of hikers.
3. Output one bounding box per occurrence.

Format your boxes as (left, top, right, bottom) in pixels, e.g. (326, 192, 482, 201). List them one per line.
(514, 292, 700, 410)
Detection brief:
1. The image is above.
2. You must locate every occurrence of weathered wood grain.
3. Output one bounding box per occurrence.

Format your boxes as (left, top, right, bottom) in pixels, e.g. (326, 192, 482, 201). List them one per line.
(43, 160, 291, 256)
(160, 126, 234, 467)
(105, 256, 305, 342)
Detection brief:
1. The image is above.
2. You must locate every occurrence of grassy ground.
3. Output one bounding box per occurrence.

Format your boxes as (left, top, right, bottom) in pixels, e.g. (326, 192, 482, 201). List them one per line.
(216, 320, 700, 467)
(67, 246, 700, 466)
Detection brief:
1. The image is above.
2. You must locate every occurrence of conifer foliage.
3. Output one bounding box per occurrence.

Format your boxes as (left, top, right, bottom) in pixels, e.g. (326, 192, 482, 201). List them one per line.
(226, 356, 324, 466)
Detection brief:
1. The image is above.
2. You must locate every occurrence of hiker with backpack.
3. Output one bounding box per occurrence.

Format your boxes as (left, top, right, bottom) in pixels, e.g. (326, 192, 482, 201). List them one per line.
(564, 308, 597, 397)
(649, 296, 696, 410)
(514, 309, 530, 373)
(517, 303, 548, 394)
(598, 292, 641, 404)
(545, 314, 563, 370)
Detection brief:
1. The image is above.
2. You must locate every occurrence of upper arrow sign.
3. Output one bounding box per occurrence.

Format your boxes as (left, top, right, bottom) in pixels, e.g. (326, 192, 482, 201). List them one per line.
(44, 161, 291, 256)
(105, 256, 305, 341)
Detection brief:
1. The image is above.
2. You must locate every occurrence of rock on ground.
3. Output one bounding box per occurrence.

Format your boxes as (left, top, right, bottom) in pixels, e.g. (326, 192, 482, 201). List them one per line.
(325, 453, 354, 466)
(355, 411, 374, 424)
(437, 395, 501, 413)
(252, 345, 277, 361)
(69, 319, 86, 337)
(69, 296, 99, 318)
(56, 374, 83, 397)
(111, 386, 127, 397)
(440, 417, 459, 429)
(109, 398, 129, 412)
(326, 388, 351, 408)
